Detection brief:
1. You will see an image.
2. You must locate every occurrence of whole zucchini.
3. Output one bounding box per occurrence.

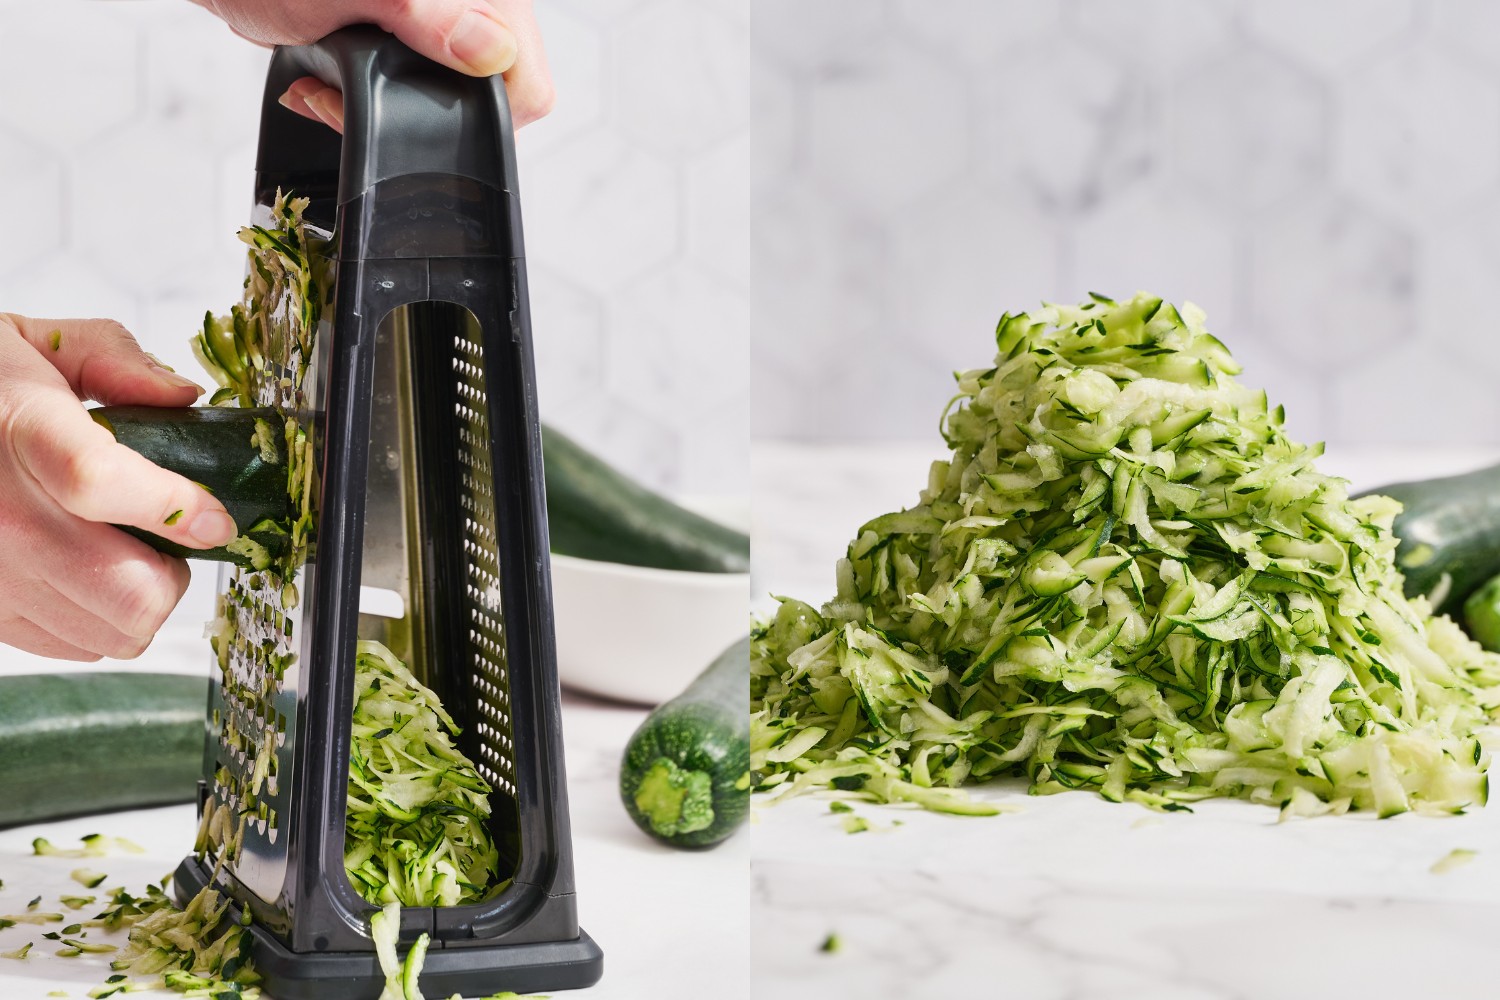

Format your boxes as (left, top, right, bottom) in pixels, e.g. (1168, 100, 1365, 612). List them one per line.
(0, 673, 206, 827)
(91, 405, 291, 567)
(1464, 574, 1500, 651)
(619, 637, 749, 849)
(541, 424, 749, 573)
(1362, 462, 1500, 615)
(93, 406, 750, 575)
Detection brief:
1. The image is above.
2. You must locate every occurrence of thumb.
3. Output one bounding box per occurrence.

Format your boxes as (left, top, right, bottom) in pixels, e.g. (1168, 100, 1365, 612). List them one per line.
(376, 0, 519, 77)
(12, 385, 239, 551)
(3, 314, 204, 406)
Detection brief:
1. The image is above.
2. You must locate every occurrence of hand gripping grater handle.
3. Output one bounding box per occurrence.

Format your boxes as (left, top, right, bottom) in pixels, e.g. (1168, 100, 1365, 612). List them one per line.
(174, 25, 601, 998)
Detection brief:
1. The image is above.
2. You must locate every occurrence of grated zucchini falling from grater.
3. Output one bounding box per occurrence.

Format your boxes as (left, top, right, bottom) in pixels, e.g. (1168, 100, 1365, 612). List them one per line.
(165, 26, 601, 999)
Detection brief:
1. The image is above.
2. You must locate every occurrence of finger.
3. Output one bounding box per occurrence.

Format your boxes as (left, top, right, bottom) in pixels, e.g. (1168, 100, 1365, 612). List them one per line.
(1, 314, 203, 406)
(17, 581, 153, 660)
(278, 9, 547, 130)
(495, 1, 553, 127)
(277, 82, 316, 119)
(0, 615, 102, 662)
(377, 0, 518, 77)
(10, 383, 239, 550)
(305, 87, 346, 134)
(44, 522, 192, 642)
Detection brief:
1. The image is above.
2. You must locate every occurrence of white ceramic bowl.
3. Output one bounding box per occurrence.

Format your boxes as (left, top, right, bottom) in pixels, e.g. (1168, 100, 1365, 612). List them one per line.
(550, 498, 749, 706)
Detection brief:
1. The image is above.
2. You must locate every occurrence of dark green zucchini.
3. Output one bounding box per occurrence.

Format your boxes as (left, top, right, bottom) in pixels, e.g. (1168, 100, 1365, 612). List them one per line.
(93, 406, 749, 575)
(0, 673, 206, 828)
(1464, 573, 1500, 652)
(91, 405, 291, 567)
(1361, 462, 1500, 615)
(541, 424, 749, 573)
(620, 637, 749, 849)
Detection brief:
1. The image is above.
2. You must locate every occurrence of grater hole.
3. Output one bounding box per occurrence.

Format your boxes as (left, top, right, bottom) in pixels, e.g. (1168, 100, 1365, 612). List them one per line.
(449, 318, 517, 794)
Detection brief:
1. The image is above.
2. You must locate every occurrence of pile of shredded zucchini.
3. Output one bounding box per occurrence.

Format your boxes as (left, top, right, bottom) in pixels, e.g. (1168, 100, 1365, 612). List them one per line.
(346, 641, 502, 907)
(101, 875, 260, 997)
(752, 293, 1500, 818)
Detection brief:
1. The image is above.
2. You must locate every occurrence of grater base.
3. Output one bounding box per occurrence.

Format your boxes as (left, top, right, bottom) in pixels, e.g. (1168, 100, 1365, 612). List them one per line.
(173, 857, 604, 999)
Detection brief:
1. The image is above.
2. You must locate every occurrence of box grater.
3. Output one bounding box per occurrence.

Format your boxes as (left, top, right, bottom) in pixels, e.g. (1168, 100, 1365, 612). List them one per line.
(170, 26, 603, 998)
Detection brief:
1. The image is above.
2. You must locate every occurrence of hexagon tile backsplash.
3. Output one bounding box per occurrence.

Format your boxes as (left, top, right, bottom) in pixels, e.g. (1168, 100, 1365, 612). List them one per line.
(0, 0, 747, 496)
(752, 0, 1500, 452)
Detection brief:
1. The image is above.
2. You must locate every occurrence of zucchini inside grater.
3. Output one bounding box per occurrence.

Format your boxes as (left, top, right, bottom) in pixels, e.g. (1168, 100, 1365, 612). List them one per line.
(171, 26, 604, 998)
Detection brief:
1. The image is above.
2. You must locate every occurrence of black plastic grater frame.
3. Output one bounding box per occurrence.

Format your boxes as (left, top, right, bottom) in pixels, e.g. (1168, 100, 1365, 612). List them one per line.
(171, 26, 603, 998)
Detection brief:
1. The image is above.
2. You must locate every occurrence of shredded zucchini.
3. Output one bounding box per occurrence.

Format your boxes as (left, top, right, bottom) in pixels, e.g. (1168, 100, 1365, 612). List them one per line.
(34, 835, 143, 859)
(370, 902, 431, 1000)
(92, 865, 259, 997)
(1431, 847, 1478, 874)
(345, 641, 501, 907)
(1, 912, 62, 925)
(752, 293, 1500, 817)
(371, 898, 549, 1000)
(70, 869, 108, 889)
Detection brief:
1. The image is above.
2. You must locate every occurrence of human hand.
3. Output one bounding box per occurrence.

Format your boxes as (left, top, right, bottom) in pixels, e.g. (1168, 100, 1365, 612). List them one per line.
(0, 315, 239, 660)
(192, 0, 553, 134)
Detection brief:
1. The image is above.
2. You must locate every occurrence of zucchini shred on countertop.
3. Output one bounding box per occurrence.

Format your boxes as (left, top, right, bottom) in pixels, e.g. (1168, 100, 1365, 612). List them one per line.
(751, 292, 1500, 819)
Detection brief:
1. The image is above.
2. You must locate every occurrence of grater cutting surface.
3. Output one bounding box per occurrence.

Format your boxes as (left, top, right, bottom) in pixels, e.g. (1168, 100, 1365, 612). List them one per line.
(204, 207, 334, 907)
(453, 312, 519, 801)
(362, 301, 521, 836)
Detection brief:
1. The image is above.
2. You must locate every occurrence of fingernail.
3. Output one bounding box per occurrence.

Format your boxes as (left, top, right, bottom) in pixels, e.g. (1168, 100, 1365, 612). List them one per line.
(305, 91, 342, 129)
(189, 508, 238, 547)
(277, 91, 297, 112)
(451, 11, 517, 76)
(152, 364, 204, 394)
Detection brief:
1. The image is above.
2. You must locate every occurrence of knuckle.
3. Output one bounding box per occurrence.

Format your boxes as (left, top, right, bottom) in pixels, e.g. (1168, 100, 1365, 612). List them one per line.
(56, 445, 108, 514)
(529, 81, 557, 119)
(380, 0, 420, 22)
(98, 318, 137, 346)
(114, 565, 178, 639)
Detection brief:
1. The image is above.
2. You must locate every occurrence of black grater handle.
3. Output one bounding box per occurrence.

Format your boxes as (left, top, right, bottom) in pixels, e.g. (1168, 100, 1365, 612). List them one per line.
(255, 23, 521, 244)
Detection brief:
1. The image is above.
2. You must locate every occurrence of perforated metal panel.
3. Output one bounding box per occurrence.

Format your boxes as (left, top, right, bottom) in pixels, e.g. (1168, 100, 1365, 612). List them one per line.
(359, 301, 520, 865)
(211, 571, 293, 843)
(453, 316, 518, 799)
(204, 213, 328, 905)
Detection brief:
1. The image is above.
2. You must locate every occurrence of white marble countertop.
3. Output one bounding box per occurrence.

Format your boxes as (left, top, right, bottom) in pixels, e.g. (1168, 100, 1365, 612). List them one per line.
(0, 607, 747, 999)
(752, 441, 1500, 1000)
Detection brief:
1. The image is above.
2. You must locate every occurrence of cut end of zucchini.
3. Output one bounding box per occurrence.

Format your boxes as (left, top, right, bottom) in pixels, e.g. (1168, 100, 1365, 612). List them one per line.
(632, 757, 715, 838)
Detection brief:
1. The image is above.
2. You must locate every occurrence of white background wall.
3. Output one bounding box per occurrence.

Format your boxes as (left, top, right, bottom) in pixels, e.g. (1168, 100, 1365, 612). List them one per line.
(753, 0, 1500, 452)
(0, 0, 748, 496)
